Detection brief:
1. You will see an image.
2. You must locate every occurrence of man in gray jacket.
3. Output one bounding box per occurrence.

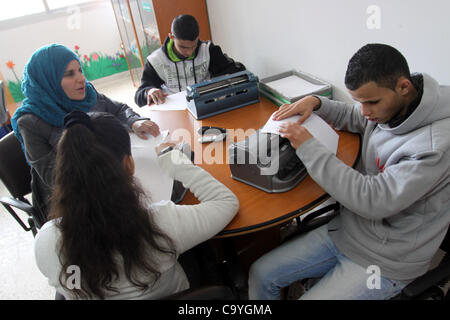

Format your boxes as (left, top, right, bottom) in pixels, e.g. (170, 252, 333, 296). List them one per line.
(248, 43, 450, 299)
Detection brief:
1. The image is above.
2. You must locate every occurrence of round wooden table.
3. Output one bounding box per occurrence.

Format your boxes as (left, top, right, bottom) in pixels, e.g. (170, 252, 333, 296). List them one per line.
(145, 97, 360, 237)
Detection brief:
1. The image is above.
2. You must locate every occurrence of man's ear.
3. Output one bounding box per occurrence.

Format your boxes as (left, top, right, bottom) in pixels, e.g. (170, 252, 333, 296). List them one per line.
(123, 155, 135, 176)
(395, 76, 412, 96)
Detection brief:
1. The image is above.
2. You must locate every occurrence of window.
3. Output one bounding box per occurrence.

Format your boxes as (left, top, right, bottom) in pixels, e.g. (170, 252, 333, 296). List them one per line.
(0, 0, 46, 21)
(0, 0, 104, 23)
(46, 0, 96, 10)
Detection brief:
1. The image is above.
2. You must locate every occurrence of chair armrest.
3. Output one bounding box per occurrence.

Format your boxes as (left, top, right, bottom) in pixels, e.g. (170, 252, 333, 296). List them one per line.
(401, 259, 450, 299)
(282, 203, 340, 243)
(0, 196, 35, 232)
(164, 285, 236, 300)
(301, 203, 340, 225)
(0, 196, 34, 213)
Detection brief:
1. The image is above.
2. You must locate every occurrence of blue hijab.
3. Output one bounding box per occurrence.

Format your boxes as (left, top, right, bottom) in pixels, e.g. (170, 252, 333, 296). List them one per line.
(11, 44, 97, 149)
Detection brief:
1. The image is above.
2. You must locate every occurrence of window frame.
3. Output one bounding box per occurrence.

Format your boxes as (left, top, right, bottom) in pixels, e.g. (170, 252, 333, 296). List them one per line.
(0, 0, 107, 31)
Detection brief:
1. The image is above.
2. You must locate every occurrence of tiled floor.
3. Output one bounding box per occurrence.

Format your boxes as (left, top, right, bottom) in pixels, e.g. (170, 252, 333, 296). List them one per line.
(0, 72, 138, 300)
(0, 181, 55, 299)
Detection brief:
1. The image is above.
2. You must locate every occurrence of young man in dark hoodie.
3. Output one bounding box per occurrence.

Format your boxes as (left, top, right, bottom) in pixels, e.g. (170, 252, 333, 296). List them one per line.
(134, 14, 245, 106)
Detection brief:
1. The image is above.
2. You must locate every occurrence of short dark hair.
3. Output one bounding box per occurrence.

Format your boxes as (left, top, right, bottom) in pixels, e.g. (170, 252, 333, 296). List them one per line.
(345, 43, 411, 91)
(171, 14, 199, 41)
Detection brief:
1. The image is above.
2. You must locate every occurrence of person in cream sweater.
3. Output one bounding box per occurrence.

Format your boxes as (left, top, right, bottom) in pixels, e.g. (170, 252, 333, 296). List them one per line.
(34, 111, 238, 300)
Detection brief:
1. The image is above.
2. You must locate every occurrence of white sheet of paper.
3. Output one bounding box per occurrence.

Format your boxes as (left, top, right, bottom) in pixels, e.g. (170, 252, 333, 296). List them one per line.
(265, 75, 328, 99)
(130, 130, 173, 202)
(148, 90, 188, 111)
(261, 113, 339, 154)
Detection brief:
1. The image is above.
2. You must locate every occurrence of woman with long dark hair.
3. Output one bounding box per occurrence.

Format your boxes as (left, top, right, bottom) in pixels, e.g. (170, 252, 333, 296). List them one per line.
(34, 111, 238, 299)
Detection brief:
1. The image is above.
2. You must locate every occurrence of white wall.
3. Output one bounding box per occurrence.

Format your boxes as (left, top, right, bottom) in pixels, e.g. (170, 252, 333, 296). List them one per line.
(206, 0, 450, 102)
(0, 1, 121, 83)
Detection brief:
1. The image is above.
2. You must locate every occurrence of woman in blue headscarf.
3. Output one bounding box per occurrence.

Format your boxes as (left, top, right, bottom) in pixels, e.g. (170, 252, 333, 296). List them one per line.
(11, 44, 160, 221)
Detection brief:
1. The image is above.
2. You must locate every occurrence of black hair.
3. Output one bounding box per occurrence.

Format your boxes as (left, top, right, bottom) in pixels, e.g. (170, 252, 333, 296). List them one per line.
(171, 14, 199, 41)
(50, 112, 175, 299)
(345, 43, 411, 91)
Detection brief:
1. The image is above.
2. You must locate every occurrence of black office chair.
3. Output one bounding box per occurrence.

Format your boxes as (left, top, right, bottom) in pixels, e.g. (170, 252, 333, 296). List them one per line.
(163, 285, 237, 300)
(0, 132, 46, 237)
(157, 247, 241, 300)
(283, 202, 341, 243)
(398, 227, 450, 300)
(0, 80, 10, 125)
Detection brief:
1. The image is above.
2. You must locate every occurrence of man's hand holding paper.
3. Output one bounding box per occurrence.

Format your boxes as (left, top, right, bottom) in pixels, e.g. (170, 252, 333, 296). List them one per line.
(272, 95, 321, 124)
(147, 88, 168, 105)
(278, 122, 313, 149)
(261, 97, 339, 154)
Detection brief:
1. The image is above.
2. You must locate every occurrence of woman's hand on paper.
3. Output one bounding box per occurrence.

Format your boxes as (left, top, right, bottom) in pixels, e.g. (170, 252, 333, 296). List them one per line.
(278, 122, 313, 150)
(147, 88, 168, 105)
(272, 95, 321, 124)
(155, 136, 184, 155)
(132, 119, 160, 139)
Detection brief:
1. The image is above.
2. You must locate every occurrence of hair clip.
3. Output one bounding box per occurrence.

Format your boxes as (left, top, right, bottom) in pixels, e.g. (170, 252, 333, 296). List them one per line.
(63, 110, 94, 131)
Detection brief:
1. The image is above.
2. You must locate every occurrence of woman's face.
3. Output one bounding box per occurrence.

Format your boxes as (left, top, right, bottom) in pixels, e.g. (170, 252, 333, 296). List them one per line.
(61, 59, 86, 100)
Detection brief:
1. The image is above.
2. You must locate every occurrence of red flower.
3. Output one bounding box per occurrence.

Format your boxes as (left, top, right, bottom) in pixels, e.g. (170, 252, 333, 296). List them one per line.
(120, 54, 124, 58)
(6, 60, 15, 69)
(92, 53, 99, 61)
(74, 45, 80, 50)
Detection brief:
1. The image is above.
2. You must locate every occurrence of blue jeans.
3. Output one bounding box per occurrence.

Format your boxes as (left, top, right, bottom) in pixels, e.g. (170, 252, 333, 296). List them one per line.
(248, 224, 406, 300)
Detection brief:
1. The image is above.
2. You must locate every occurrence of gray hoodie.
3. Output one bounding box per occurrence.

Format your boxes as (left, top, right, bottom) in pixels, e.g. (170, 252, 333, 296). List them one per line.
(296, 73, 450, 282)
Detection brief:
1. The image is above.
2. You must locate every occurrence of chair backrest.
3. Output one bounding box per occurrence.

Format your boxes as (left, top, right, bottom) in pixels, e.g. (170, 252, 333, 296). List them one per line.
(440, 226, 450, 254)
(0, 80, 8, 124)
(0, 132, 32, 199)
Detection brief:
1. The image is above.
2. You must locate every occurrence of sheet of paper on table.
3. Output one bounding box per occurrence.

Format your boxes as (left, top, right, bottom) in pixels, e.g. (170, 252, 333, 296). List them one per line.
(147, 90, 188, 111)
(130, 130, 173, 202)
(261, 112, 339, 154)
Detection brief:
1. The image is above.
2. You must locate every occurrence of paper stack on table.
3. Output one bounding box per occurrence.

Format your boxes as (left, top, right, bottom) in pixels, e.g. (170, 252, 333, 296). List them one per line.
(265, 75, 329, 100)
